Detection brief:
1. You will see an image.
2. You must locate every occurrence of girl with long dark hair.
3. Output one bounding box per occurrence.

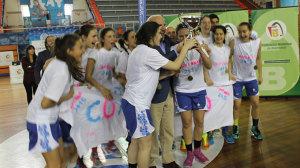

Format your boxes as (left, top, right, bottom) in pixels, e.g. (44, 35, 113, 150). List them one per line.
(117, 29, 136, 88)
(26, 34, 84, 168)
(121, 21, 196, 168)
(22, 45, 38, 104)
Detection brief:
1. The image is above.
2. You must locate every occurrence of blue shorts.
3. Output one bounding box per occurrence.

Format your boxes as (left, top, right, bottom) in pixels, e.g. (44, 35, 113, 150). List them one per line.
(58, 119, 73, 144)
(27, 120, 62, 152)
(121, 99, 154, 139)
(175, 90, 208, 112)
(233, 80, 259, 99)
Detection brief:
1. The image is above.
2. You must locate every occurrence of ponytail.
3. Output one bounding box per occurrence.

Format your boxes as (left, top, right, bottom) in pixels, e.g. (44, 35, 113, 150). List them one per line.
(118, 29, 134, 54)
(118, 38, 129, 55)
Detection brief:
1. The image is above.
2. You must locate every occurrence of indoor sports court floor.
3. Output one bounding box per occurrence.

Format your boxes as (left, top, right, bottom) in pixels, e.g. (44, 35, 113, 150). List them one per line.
(1, 76, 300, 168)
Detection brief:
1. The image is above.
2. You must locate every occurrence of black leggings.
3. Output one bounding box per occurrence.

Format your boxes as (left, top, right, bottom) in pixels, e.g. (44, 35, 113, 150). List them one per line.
(24, 82, 37, 104)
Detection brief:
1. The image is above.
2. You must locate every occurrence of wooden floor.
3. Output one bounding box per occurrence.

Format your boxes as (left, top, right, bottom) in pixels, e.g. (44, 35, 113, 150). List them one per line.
(1, 76, 300, 168)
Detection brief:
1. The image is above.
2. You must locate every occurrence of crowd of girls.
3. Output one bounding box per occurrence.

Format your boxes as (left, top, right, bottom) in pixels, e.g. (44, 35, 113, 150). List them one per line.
(26, 13, 262, 168)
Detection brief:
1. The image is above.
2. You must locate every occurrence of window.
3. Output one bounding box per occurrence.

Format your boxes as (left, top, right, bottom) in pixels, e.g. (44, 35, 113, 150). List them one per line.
(21, 5, 30, 17)
(64, 4, 73, 16)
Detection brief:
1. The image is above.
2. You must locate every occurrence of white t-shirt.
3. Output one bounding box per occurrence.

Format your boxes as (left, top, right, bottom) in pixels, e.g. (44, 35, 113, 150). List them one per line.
(232, 37, 261, 81)
(195, 32, 213, 45)
(171, 44, 207, 93)
(81, 48, 97, 76)
(88, 48, 120, 89)
(117, 50, 131, 74)
(122, 44, 169, 108)
(207, 43, 231, 86)
(27, 58, 72, 123)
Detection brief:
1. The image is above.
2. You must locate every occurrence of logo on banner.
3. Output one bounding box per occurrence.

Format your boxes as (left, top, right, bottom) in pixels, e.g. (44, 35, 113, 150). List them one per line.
(17, 69, 23, 75)
(266, 20, 286, 40)
(222, 23, 238, 37)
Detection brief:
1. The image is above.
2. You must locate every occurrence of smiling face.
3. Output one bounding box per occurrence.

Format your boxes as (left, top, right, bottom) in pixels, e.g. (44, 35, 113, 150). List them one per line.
(83, 29, 98, 48)
(166, 26, 176, 42)
(214, 28, 225, 45)
(150, 26, 162, 47)
(177, 27, 189, 42)
(151, 16, 166, 38)
(102, 30, 116, 50)
(68, 39, 84, 63)
(200, 16, 211, 35)
(238, 25, 252, 42)
(211, 18, 219, 28)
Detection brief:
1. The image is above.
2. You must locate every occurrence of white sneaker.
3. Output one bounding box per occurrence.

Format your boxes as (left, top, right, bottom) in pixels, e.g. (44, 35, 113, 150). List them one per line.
(83, 149, 93, 168)
(97, 145, 107, 163)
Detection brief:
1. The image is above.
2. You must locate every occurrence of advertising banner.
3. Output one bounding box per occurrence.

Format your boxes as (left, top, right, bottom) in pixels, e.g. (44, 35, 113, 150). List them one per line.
(0, 51, 14, 66)
(138, 0, 146, 26)
(251, 7, 299, 96)
(28, 27, 78, 54)
(25, 0, 65, 21)
(164, 10, 248, 38)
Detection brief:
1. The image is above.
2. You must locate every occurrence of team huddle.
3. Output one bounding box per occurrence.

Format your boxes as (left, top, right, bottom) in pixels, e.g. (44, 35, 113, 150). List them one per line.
(26, 14, 263, 168)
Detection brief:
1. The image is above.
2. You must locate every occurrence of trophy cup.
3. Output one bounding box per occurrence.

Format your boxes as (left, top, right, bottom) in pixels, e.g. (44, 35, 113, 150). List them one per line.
(178, 13, 202, 81)
(178, 13, 201, 39)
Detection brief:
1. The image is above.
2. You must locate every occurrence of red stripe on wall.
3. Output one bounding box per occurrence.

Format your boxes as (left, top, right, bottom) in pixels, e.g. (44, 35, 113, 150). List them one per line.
(87, 0, 105, 28)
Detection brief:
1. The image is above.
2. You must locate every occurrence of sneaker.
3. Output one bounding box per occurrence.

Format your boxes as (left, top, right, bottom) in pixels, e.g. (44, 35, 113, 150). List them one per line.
(82, 149, 93, 168)
(201, 133, 210, 150)
(107, 140, 117, 151)
(222, 130, 235, 143)
(183, 151, 194, 167)
(97, 145, 107, 163)
(251, 126, 263, 140)
(208, 131, 214, 146)
(194, 147, 209, 163)
(91, 153, 103, 167)
(232, 125, 239, 139)
(180, 137, 187, 153)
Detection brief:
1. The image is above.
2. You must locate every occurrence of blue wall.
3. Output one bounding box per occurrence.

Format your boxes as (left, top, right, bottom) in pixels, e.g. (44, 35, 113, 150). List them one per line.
(0, 32, 29, 60)
(281, 0, 298, 7)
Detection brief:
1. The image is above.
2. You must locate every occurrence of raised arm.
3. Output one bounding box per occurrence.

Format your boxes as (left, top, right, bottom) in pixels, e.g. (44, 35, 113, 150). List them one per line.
(162, 38, 197, 70)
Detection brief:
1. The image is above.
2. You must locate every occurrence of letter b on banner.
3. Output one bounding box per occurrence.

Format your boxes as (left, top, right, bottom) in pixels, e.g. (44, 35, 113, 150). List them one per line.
(260, 67, 286, 91)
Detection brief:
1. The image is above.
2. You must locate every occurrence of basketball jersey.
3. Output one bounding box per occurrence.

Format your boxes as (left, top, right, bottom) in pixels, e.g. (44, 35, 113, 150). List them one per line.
(232, 37, 260, 81)
(195, 32, 213, 45)
(88, 48, 119, 89)
(207, 43, 231, 86)
(172, 44, 207, 93)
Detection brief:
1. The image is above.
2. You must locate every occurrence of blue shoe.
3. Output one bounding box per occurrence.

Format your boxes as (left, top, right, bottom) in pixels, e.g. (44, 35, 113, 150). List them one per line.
(222, 130, 235, 143)
(251, 126, 263, 140)
(232, 125, 239, 139)
(208, 132, 214, 145)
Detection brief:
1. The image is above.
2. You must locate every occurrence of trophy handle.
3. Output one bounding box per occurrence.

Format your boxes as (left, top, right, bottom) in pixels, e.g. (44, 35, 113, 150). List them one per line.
(178, 13, 189, 28)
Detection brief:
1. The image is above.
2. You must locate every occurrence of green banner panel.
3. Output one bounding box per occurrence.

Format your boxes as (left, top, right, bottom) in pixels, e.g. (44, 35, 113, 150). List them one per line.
(252, 7, 300, 96)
